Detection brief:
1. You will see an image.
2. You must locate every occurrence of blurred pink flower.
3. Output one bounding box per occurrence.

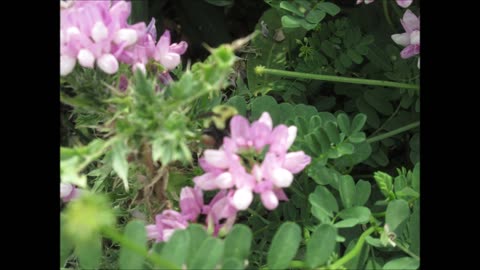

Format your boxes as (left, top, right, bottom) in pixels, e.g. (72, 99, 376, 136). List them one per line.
(60, 183, 82, 202)
(391, 9, 420, 67)
(193, 112, 311, 211)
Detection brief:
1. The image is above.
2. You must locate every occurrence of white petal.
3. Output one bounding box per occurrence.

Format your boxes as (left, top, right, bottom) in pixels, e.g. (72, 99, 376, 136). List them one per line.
(91, 21, 109, 43)
(132, 63, 146, 75)
(215, 172, 234, 189)
(285, 126, 297, 149)
(60, 55, 76, 76)
(204, 150, 229, 169)
(232, 188, 253, 210)
(97, 54, 119, 74)
(60, 183, 73, 198)
(258, 112, 273, 130)
(77, 49, 95, 68)
(114, 28, 138, 47)
(410, 30, 420, 45)
(271, 168, 293, 188)
(391, 33, 410, 47)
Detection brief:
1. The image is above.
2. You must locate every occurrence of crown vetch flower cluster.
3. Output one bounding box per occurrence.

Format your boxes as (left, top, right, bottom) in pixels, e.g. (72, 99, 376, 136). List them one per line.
(194, 112, 311, 211)
(145, 187, 237, 242)
(60, 0, 187, 76)
(391, 9, 420, 68)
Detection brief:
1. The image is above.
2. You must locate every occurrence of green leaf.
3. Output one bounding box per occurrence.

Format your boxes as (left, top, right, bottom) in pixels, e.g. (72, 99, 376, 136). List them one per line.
(339, 175, 356, 208)
(281, 15, 303, 28)
(338, 206, 371, 224)
(267, 222, 302, 270)
(186, 224, 208, 267)
(345, 238, 370, 269)
(224, 224, 252, 260)
(222, 257, 245, 269)
(383, 257, 419, 270)
(119, 221, 148, 270)
(395, 187, 419, 200)
(306, 9, 326, 24)
(320, 40, 336, 58)
(354, 180, 371, 206)
(247, 9, 305, 94)
(160, 229, 190, 268)
(189, 237, 224, 269)
(279, 1, 304, 16)
(324, 122, 341, 144)
(337, 142, 354, 156)
(317, 2, 341, 16)
(386, 199, 410, 233)
(250, 95, 281, 125)
(334, 218, 360, 228)
(356, 97, 380, 129)
(348, 132, 366, 143)
(305, 224, 337, 268)
(371, 148, 389, 167)
(412, 163, 420, 192)
(112, 140, 129, 190)
(75, 235, 102, 270)
(309, 186, 339, 215)
(347, 49, 363, 64)
(374, 171, 394, 199)
(364, 90, 394, 116)
(408, 202, 420, 256)
(226, 96, 247, 116)
(336, 113, 350, 135)
(340, 53, 353, 67)
(60, 217, 74, 267)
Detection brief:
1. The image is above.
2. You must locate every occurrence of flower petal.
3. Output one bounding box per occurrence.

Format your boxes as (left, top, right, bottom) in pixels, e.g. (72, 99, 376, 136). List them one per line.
(60, 55, 76, 76)
(400, 44, 420, 59)
(77, 49, 95, 68)
(396, 0, 413, 8)
(401, 10, 420, 33)
(97, 53, 119, 74)
(169, 41, 188, 55)
(391, 33, 410, 47)
(204, 149, 229, 169)
(232, 188, 253, 210)
(261, 190, 279, 210)
(283, 151, 311, 173)
(271, 167, 294, 188)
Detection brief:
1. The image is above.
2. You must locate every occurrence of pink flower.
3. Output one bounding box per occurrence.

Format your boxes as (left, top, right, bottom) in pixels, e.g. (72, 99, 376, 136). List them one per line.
(203, 190, 237, 237)
(193, 112, 311, 211)
(180, 187, 204, 221)
(146, 210, 189, 243)
(60, 1, 188, 76)
(154, 30, 188, 70)
(60, 183, 82, 202)
(391, 9, 420, 67)
(356, 0, 413, 8)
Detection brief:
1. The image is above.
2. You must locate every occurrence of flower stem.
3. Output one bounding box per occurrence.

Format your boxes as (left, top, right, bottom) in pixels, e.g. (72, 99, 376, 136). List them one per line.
(101, 226, 180, 269)
(366, 121, 419, 144)
(329, 227, 376, 269)
(255, 66, 419, 90)
(395, 241, 420, 261)
(383, 0, 395, 30)
(247, 208, 270, 225)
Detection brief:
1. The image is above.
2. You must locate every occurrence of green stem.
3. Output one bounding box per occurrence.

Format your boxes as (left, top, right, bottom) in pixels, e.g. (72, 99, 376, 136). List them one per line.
(372, 211, 386, 218)
(395, 241, 420, 261)
(101, 227, 180, 269)
(329, 227, 376, 269)
(255, 67, 419, 90)
(247, 208, 270, 225)
(369, 102, 402, 137)
(383, 0, 395, 30)
(366, 121, 419, 144)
